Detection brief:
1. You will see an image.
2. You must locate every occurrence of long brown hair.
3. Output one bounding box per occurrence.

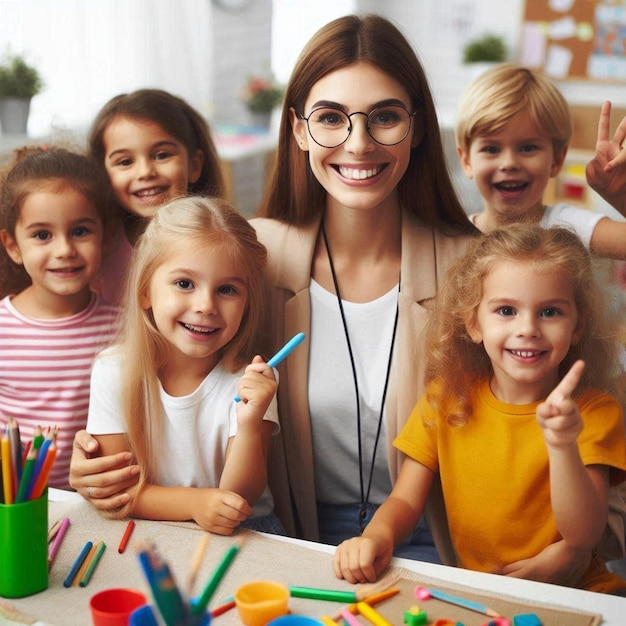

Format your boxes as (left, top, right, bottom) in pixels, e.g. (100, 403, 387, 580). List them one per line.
(258, 14, 472, 233)
(88, 89, 224, 205)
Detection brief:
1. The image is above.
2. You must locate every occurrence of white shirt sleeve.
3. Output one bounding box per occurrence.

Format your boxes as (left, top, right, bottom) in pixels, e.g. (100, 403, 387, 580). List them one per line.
(86, 348, 126, 435)
(543, 204, 605, 249)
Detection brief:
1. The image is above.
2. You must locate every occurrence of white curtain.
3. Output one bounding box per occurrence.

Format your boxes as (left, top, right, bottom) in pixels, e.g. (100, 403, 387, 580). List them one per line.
(0, 0, 214, 138)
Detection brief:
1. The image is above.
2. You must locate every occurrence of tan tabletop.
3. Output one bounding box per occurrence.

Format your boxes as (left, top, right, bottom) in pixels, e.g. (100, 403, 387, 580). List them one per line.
(0, 491, 621, 626)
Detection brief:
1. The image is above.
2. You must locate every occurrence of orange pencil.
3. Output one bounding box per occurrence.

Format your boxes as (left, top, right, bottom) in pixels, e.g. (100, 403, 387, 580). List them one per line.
(30, 443, 57, 499)
(118, 520, 135, 553)
(72, 543, 97, 586)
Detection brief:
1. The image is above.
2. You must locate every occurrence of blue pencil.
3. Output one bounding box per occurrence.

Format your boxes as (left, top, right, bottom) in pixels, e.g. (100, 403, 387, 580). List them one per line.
(234, 332, 305, 402)
(63, 541, 93, 588)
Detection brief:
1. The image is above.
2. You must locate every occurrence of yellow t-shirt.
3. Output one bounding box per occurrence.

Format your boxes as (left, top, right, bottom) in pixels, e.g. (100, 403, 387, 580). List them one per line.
(395, 379, 626, 590)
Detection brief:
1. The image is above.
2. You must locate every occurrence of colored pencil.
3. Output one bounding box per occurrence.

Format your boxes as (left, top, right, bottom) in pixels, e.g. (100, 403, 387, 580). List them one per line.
(48, 518, 63, 543)
(48, 517, 71, 567)
(63, 541, 93, 587)
(14, 445, 37, 503)
(118, 519, 136, 553)
(290, 587, 357, 603)
(341, 609, 361, 626)
(79, 541, 107, 587)
(1, 431, 13, 504)
(8, 418, 22, 486)
(356, 602, 393, 626)
(30, 443, 57, 500)
(72, 543, 97, 586)
(414, 585, 501, 618)
(187, 533, 210, 596)
(191, 537, 244, 615)
(26, 429, 54, 499)
(332, 588, 400, 621)
(234, 332, 305, 401)
(320, 618, 338, 626)
(210, 599, 235, 618)
(137, 543, 189, 626)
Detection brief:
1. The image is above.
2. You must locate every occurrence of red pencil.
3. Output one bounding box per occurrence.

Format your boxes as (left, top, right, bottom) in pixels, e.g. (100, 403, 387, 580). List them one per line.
(118, 520, 135, 553)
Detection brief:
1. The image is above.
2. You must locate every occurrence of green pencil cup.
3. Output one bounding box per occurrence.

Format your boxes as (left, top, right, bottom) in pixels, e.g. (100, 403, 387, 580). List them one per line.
(0, 490, 48, 598)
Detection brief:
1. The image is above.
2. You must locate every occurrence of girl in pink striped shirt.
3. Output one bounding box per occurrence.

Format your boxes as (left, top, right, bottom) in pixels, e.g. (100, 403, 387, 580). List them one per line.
(0, 147, 120, 488)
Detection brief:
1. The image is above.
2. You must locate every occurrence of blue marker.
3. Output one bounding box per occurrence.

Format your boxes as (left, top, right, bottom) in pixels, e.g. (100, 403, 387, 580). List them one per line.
(234, 332, 305, 402)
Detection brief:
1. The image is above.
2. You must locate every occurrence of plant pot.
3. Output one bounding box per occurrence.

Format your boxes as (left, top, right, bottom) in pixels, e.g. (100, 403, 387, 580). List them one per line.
(248, 111, 272, 131)
(0, 97, 31, 134)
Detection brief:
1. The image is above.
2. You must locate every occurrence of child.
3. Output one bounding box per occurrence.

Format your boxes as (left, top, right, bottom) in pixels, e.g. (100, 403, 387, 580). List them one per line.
(0, 147, 120, 489)
(455, 64, 626, 259)
(88, 88, 225, 305)
(334, 224, 626, 594)
(85, 196, 283, 535)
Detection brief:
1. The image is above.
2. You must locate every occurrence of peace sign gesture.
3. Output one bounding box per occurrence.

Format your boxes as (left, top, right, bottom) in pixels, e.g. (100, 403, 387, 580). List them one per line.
(536, 360, 585, 449)
(586, 101, 626, 212)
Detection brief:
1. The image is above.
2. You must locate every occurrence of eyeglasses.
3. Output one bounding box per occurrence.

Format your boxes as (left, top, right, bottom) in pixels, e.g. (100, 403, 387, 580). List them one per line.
(298, 104, 417, 148)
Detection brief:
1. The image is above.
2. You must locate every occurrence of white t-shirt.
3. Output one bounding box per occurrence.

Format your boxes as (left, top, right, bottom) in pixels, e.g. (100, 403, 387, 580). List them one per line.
(86, 347, 279, 517)
(308, 279, 397, 505)
(469, 203, 604, 249)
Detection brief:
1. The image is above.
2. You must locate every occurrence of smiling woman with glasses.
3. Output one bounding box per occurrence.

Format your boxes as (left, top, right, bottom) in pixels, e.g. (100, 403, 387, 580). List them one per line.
(298, 102, 417, 148)
(252, 13, 479, 569)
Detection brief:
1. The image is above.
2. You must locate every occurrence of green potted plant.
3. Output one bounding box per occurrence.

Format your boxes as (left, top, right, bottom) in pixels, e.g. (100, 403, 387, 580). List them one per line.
(462, 34, 507, 64)
(240, 74, 284, 130)
(0, 52, 44, 135)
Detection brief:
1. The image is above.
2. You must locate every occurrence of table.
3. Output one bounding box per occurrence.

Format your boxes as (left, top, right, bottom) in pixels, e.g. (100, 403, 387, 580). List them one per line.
(1, 490, 623, 626)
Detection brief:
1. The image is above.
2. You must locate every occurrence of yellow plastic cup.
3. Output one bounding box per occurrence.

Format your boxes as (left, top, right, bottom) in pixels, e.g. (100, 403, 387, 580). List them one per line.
(235, 580, 290, 626)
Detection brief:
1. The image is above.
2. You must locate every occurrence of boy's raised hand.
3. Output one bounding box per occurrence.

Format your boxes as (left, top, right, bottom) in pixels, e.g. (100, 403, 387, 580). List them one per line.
(536, 360, 585, 449)
(586, 101, 626, 212)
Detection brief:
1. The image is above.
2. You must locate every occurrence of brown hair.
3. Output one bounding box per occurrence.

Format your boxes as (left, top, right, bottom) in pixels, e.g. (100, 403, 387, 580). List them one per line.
(258, 14, 473, 232)
(88, 89, 224, 205)
(425, 223, 620, 424)
(0, 146, 112, 297)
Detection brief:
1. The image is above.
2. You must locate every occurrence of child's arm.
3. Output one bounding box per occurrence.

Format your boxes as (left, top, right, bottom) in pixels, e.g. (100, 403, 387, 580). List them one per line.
(220, 355, 277, 506)
(537, 360, 610, 548)
(93, 429, 254, 536)
(333, 457, 434, 584)
(586, 101, 626, 213)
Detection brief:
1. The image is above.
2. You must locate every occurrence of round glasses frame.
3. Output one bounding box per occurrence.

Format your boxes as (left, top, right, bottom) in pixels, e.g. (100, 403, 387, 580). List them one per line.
(297, 104, 417, 149)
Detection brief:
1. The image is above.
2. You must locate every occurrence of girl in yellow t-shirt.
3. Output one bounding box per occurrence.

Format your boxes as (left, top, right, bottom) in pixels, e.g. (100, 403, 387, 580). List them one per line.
(334, 223, 626, 594)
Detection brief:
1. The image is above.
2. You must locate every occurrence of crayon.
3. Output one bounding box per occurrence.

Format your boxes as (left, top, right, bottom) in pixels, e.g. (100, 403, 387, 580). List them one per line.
(63, 541, 93, 587)
(118, 519, 136, 553)
(80, 541, 107, 587)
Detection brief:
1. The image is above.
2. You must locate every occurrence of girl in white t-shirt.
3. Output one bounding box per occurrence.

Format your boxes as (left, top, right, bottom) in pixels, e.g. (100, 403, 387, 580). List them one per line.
(86, 196, 283, 535)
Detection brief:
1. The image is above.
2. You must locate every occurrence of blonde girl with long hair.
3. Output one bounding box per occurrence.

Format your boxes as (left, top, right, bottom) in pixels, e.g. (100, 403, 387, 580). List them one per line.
(86, 196, 283, 534)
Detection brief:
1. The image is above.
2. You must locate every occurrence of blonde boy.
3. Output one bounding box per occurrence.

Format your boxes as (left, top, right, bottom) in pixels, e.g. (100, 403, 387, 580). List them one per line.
(455, 63, 626, 259)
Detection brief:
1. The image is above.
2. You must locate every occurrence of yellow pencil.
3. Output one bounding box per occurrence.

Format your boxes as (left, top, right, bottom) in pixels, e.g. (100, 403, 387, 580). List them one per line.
(356, 602, 394, 626)
(1, 432, 14, 504)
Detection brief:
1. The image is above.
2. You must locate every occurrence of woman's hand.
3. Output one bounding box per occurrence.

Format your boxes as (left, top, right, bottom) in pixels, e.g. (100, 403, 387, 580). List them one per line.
(69, 430, 140, 511)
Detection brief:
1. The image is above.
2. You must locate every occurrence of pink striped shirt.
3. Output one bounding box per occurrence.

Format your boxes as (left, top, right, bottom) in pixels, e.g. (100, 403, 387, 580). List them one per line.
(0, 294, 120, 489)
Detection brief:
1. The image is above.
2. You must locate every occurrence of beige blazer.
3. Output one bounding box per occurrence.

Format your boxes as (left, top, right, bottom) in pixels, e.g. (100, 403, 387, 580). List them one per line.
(252, 212, 473, 564)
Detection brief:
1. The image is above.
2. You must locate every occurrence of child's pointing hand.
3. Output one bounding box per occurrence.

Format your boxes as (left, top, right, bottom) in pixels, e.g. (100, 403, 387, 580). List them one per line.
(536, 360, 585, 449)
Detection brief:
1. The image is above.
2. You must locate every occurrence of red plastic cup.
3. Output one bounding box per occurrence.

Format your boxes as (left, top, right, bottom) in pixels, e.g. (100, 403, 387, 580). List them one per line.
(89, 588, 147, 626)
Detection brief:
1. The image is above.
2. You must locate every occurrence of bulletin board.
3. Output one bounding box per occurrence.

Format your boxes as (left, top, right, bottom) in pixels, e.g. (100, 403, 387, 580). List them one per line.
(519, 0, 626, 82)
